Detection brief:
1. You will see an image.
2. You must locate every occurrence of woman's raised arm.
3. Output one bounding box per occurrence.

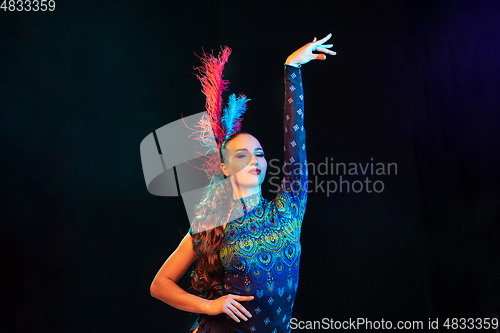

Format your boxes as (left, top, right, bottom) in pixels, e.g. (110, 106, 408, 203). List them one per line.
(275, 34, 336, 225)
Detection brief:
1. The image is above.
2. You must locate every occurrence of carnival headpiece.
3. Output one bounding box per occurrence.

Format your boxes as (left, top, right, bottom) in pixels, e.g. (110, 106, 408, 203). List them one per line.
(187, 47, 250, 179)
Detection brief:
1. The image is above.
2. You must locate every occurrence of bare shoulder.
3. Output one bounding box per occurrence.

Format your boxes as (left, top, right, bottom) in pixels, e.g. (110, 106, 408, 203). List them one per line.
(175, 232, 197, 261)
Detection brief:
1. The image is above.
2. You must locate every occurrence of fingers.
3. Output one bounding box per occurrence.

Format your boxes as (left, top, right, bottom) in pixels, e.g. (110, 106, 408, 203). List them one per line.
(232, 295, 254, 301)
(314, 33, 332, 45)
(233, 301, 253, 320)
(224, 294, 254, 323)
(225, 297, 253, 322)
(315, 46, 336, 56)
(229, 295, 253, 318)
(226, 303, 246, 322)
(233, 299, 253, 318)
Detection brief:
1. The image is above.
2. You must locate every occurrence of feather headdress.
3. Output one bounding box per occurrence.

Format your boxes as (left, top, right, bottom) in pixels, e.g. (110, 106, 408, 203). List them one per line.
(187, 46, 250, 178)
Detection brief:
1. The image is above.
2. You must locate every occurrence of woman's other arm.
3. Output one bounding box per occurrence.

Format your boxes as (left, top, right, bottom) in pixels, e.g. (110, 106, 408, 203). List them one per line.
(150, 233, 254, 322)
(150, 233, 207, 313)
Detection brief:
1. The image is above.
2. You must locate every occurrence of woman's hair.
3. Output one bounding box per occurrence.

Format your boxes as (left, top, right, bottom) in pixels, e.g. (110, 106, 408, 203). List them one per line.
(188, 131, 249, 299)
(220, 131, 250, 165)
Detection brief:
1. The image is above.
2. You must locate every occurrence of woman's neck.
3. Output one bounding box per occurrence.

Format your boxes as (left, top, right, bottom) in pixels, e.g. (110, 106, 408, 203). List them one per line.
(232, 185, 261, 200)
(230, 185, 262, 213)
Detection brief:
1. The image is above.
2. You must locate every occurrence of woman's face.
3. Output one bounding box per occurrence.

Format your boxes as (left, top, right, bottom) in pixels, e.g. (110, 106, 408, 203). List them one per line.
(221, 134, 267, 190)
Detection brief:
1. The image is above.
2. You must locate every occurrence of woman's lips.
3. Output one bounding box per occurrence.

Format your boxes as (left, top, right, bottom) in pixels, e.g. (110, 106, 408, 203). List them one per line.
(248, 168, 261, 175)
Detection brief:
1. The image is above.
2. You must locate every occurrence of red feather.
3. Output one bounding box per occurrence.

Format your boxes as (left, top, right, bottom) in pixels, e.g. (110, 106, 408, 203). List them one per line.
(194, 47, 232, 149)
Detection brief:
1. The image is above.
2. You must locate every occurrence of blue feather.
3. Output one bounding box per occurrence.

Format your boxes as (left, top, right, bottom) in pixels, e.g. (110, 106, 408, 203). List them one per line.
(222, 93, 250, 138)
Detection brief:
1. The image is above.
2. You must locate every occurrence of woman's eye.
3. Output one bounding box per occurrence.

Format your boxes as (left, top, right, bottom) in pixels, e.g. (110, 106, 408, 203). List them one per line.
(236, 153, 265, 158)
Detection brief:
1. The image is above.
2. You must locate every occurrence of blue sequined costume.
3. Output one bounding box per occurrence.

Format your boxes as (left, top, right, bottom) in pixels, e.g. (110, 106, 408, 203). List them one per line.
(191, 64, 308, 333)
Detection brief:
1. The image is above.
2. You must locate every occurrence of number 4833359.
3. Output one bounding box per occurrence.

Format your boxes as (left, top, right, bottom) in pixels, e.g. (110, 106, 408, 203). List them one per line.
(1, 0, 56, 11)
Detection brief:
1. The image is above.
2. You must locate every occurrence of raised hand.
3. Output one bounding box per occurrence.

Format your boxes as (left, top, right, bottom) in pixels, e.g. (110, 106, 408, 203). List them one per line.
(205, 294, 254, 322)
(285, 33, 336, 67)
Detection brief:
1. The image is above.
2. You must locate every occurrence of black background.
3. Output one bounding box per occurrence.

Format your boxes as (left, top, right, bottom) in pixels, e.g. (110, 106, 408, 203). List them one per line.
(2, 0, 499, 332)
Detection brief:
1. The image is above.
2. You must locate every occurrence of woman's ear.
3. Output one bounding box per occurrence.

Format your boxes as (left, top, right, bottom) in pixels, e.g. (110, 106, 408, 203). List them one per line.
(221, 162, 229, 177)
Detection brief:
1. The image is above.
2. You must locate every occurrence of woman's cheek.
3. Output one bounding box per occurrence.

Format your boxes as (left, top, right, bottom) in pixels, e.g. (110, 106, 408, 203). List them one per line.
(232, 160, 246, 173)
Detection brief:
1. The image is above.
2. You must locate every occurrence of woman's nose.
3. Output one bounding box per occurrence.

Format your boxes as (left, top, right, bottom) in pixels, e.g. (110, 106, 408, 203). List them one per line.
(248, 154, 258, 166)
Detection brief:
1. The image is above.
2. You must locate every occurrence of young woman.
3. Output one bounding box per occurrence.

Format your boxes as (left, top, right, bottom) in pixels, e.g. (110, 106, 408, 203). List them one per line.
(150, 34, 336, 333)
